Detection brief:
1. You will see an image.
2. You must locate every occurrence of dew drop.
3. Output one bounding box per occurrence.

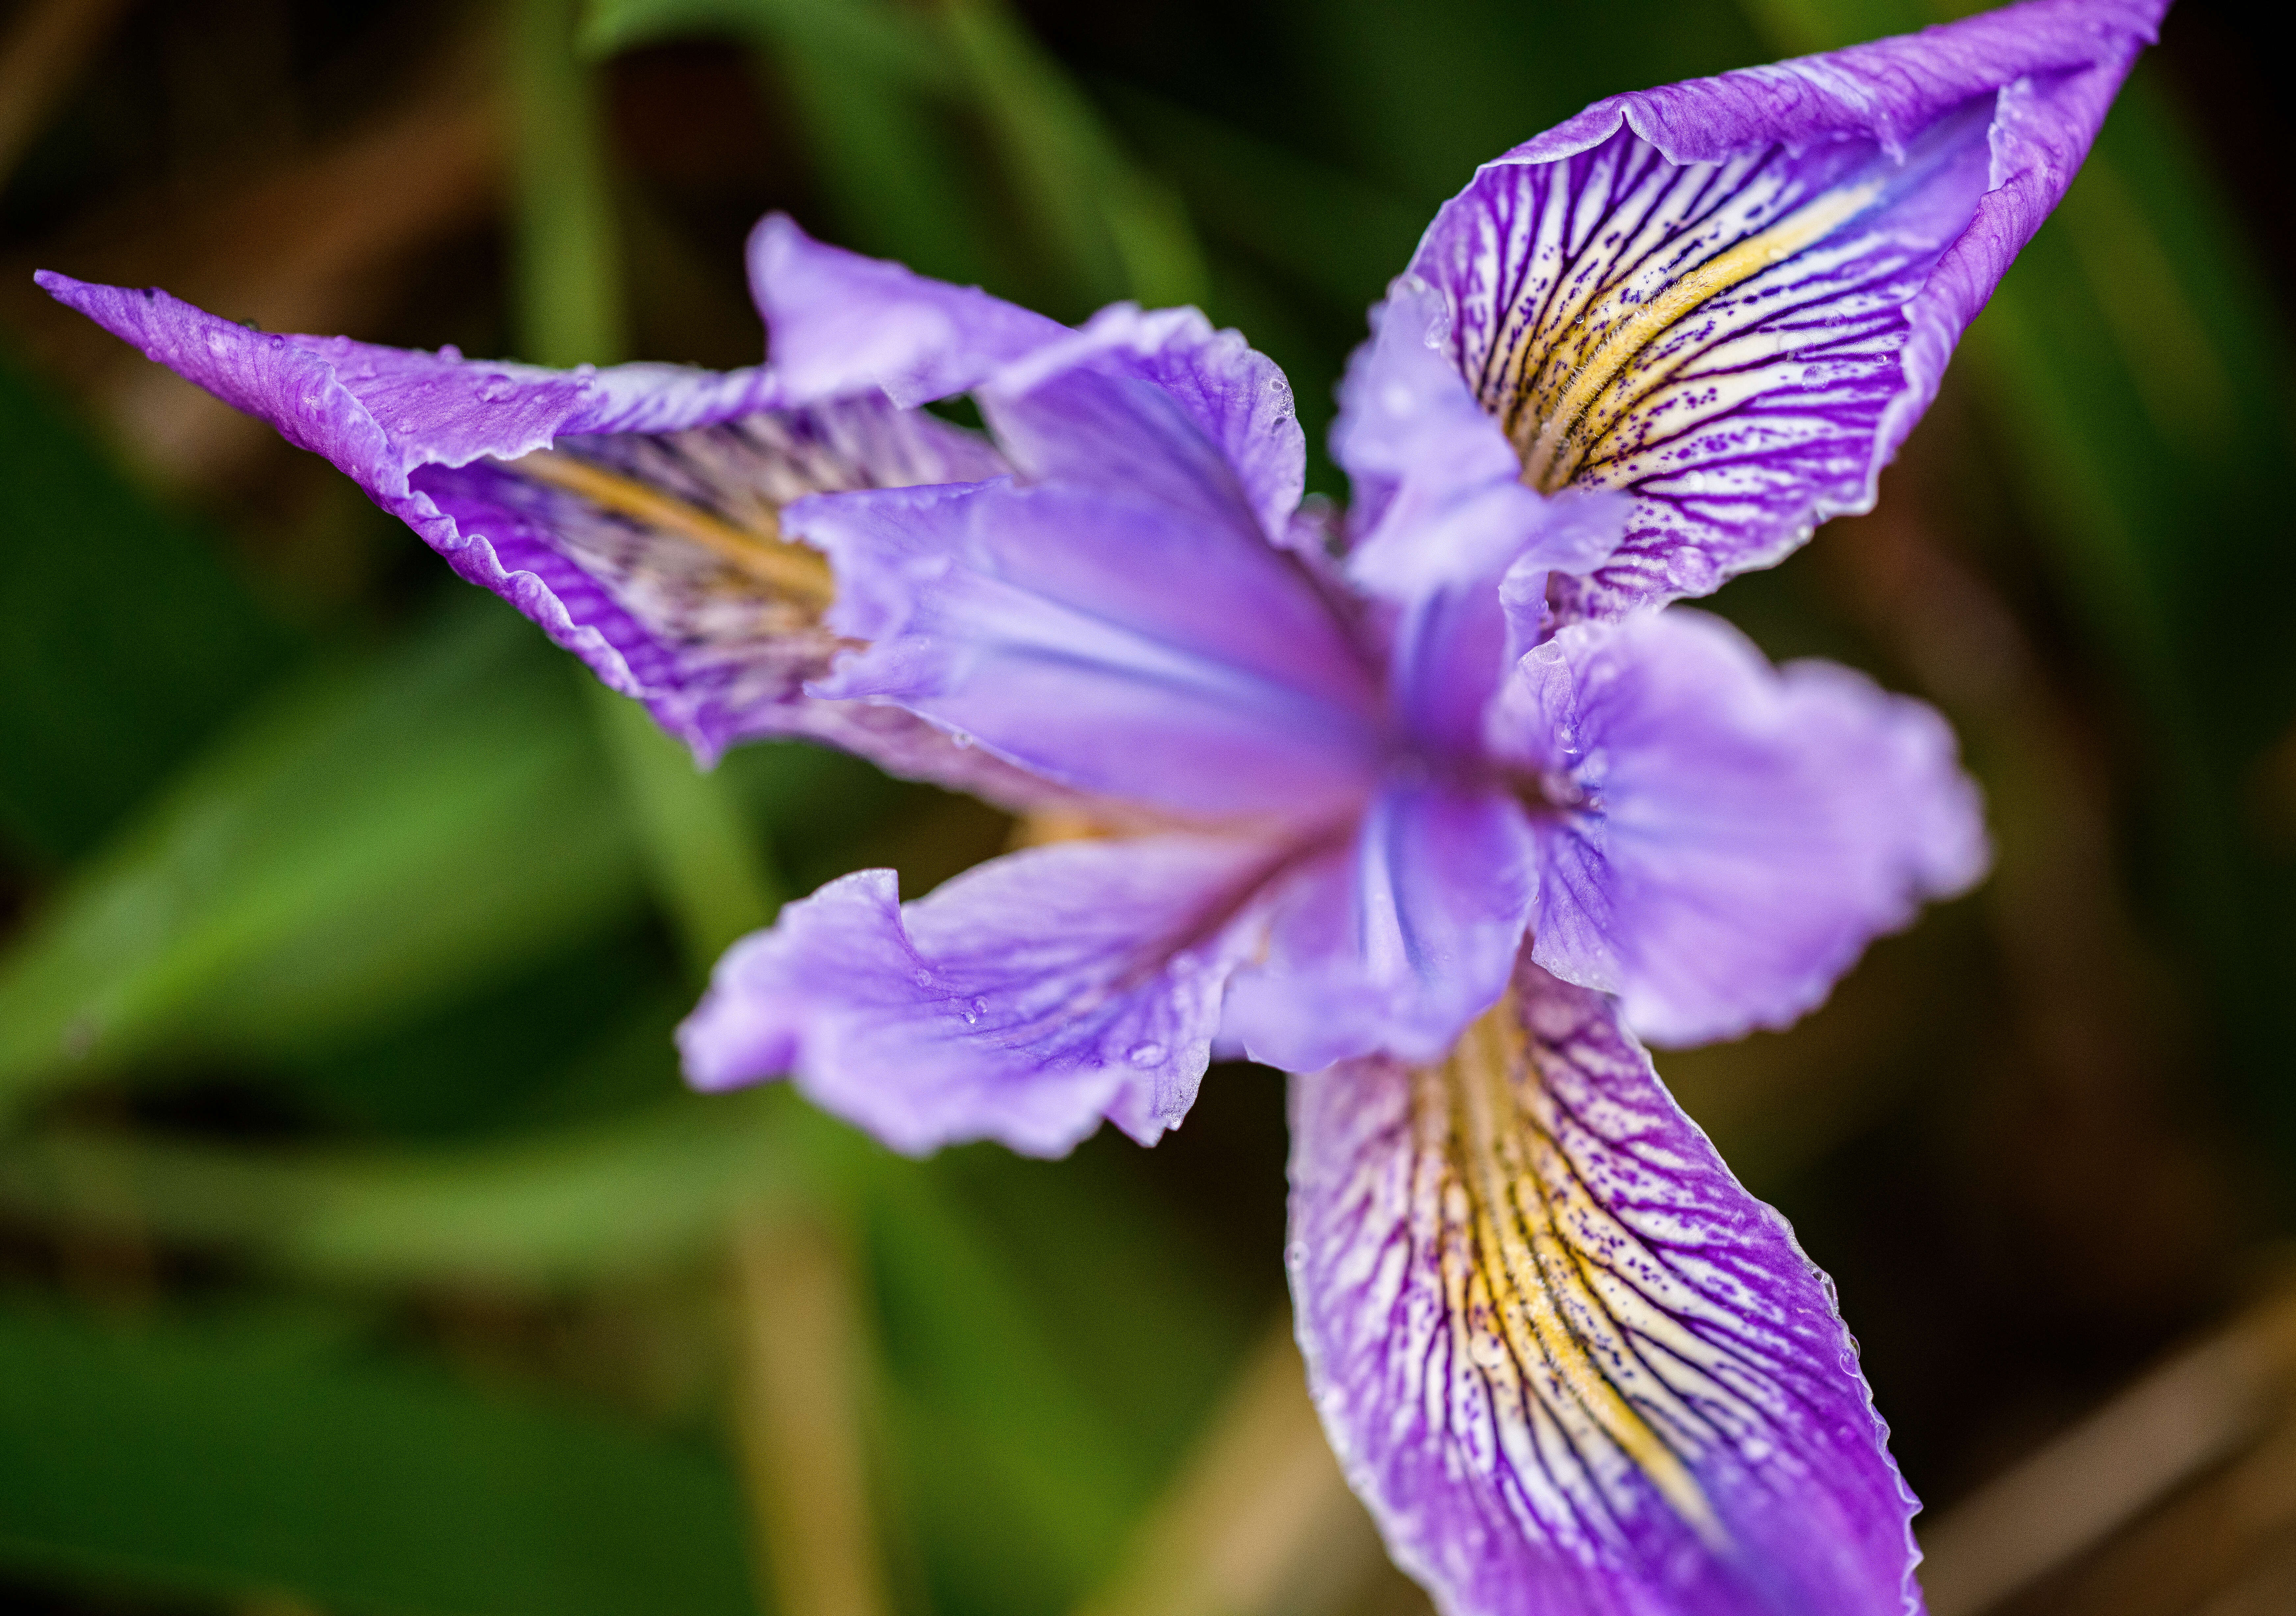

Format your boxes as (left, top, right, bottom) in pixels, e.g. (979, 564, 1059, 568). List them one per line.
(912, 969, 933, 987)
(1127, 1042, 1166, 1067)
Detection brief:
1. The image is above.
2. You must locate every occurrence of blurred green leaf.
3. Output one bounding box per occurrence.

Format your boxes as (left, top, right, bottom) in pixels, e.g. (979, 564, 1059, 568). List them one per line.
(590, 684, 779, 976)
(939, 0, 1204, 311)
(1113, 90, 1420, 320)
(584, 0, 992, 286)
(0, 352, 298, 869)
(512, 0, 627, 367)
(0, 599, 646, 1117)
(942, 1142, 1262, 1484)
(866, 1163, 1150, 1615)
(0, 1087, 810, 1287)
(276, 933, 682, 1139)
(582, 0, 1203, 313)
(1286, 0, 1762, 209)
(0, 1296, 759, 1615)
(580, 0, 947, 88)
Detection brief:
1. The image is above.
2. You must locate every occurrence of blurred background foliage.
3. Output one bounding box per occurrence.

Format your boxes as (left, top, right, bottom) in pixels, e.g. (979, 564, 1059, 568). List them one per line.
(1, 1, 2292, 1613)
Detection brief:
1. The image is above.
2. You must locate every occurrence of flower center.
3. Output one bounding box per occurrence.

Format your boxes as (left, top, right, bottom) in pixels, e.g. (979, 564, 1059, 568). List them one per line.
(1505, 764, 1587, 820)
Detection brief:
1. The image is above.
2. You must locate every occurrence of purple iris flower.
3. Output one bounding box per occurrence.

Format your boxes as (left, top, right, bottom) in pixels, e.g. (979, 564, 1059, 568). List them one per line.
(39, 2, 2163, 1611)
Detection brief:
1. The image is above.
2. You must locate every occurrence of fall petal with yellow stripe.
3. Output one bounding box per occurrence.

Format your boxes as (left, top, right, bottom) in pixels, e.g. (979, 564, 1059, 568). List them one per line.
(1289, 964, 1920, 1616)
(1404, 0, 2168, 623)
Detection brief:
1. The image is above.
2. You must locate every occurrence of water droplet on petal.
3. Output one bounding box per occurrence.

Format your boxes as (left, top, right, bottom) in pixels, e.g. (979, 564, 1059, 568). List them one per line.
(912, 969, 933, 988)
(1127, 1042, 1166, 1067)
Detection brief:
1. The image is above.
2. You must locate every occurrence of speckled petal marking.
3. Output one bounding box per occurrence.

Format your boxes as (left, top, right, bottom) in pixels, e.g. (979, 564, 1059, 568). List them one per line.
(1428, 108, 1991, 621)
(423, 411, 891, 732)
(1288, 964, 1923, 1616)
(413, 400, 1069, 797)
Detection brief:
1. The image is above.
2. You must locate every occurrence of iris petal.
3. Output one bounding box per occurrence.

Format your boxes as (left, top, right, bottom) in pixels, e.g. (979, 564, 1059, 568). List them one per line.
(1288, 965, 1922, 1616)
(1491, 609, 1985, 1047)
(415, 402, 1007, 763)
(984, 302, 1308, 546)
(747, 213, 1069, 409)
(1222, 780, 1534, 1072)
(33, 273, 1075, 807)
(679, 833, 1279, 1155)
(1411, 0, 2166, 619)
(788, 477, 1383, 821)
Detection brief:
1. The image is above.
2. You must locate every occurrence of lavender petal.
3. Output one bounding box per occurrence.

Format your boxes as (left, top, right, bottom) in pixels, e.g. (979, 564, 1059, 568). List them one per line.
(1288, 963, 1925, 1616)
(1410, 0, 2166, 619)
(1492, 609, 1986, 1047)
(1335, 279, 1630, 759)
(982, 301, 1307, 545)
(786, 477, 1384, 821)
(748, 213, 1070, 409)
(1221, 780, 1534, 1072)
(1338, 277, 1628, 596)
(33, 273, 1081, 805)
(678, 833, 1279, 1156)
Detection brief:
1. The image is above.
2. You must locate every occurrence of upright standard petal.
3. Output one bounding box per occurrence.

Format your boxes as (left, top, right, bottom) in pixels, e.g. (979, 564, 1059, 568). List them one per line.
(1336, 278, 1630, 760)
(678, 834, 1279, 1156)
(747, 213, 1070, 409)
(1491, 610, 1986, 1047)
(1222, 781, 1534, 1073)
(1289, 966, 1922, 1616)
(788, 478, 1383, 821)
(982, 302, 1307, 546)
(35, 273, 1070, 802)
(1410, 0, 2166, 619)
(1337, 278, 1627, 594)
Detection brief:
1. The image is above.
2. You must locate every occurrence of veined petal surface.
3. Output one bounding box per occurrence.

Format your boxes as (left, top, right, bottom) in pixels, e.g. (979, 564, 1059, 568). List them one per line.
(1222, 781, 1534, 1073)
(35, 273, 1068, 803)
(983, 302, 1307, 546)
(1411, 0, 2165, 619)
(789, 478, 1384, 821)
(679, 834, 1279, 1155)
(1288, 965, 1922, 1616)
(1491, 610, 1986, 1047)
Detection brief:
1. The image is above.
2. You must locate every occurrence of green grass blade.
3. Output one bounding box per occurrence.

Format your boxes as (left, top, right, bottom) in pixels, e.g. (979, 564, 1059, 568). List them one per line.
(0, 601, 645, 1115)
(0, 1297, 759, 1614)
(0, 1087, 813, 1287)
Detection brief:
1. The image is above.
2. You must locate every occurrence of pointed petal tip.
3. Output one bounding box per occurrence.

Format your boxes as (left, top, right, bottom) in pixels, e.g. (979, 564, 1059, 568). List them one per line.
(1409, 0, 2162, 621)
